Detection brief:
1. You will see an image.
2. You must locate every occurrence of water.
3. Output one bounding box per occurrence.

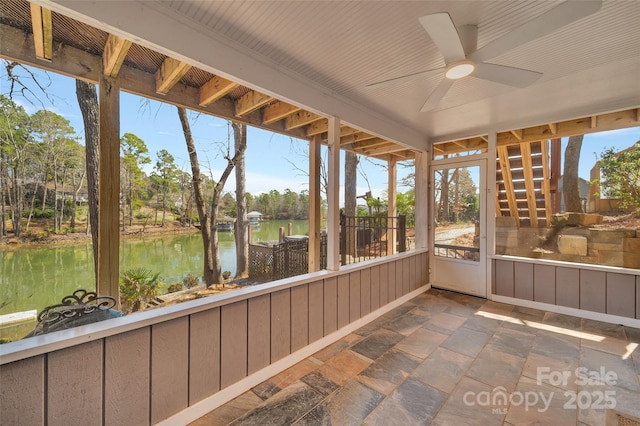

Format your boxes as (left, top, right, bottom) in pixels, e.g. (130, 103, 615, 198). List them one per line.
(0, 220, 308, 340)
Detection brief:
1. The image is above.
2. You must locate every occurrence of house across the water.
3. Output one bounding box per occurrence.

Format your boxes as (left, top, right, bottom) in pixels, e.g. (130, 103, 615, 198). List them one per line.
(247, 211, 263, 223)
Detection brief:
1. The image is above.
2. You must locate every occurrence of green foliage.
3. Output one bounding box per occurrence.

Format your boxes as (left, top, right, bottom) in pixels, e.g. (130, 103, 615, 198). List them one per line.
(222, 271, 231, 280)
(167, 282, 184, 293)
(119, 268, 162, 313)
(183, 273, 200, 288)
(597, 142, 640, 210)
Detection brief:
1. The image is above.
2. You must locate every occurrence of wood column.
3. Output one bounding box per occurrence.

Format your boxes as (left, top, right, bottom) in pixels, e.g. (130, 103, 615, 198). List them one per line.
(387, 159, 397, 254)
(98, 73, 121, 306)
(414, 151, 429, 249)
(326, 117, 340, 271)
(308, 135, 321, 272)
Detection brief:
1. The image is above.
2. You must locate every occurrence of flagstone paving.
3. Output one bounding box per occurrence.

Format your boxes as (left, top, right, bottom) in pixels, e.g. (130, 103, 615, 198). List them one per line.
(191, 288, 640, 426)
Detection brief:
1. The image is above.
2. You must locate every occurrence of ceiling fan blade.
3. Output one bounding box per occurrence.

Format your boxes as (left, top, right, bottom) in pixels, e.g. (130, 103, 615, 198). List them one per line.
(366, 67, 445, 89)
(473, 62, 542, 87)
(419, 13, 466, 64)
(470, 0, 602, 62)
(420, 78, 454, 112)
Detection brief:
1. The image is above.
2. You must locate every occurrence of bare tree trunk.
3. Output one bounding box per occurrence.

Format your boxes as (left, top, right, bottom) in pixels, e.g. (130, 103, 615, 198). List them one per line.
(233, 122, 248, 278)
(345, 151, 358, 256)
(563, 135, 584, 213)
(70, 170, 85, 230)
(441, 169, 450, 222)
(177, 107, 215, 284)
(75, 80, 100, 280)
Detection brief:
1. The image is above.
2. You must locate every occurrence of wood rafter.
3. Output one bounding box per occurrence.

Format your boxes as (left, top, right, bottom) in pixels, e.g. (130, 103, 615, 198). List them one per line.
(510, 129, 524, 141)
(102, 34, 131, 77)
(155, 57, 191, 94)
(199, 75, 238, 106)
(363, 142, 407, 157)
(30, 4, 52, 60)
(340, 132, 376, 145)
(497, 146, 520, 225)
(306, 120, 358, 138)
(548, 122, 557, 135)
(262, 101, 301, 124)
(235, 90, 273, 116)
(285, 110, 322, 130)
(345, 138, 389, 151)
(497, 108, 640, 146)
(519, 142, 538, 227)
(433, 137, 487, 155)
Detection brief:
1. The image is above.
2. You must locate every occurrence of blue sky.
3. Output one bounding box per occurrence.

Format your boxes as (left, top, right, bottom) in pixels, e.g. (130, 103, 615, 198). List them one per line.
(2, 62, 638, 200)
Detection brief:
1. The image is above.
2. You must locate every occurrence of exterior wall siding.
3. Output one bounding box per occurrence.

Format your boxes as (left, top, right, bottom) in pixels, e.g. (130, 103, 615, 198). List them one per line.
(493, 258, 640, 319)
(0, 251, 428, 425)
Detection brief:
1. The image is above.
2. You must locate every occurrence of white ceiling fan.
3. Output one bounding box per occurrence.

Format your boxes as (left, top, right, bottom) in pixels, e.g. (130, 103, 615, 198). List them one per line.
(367, 1, 602, 112)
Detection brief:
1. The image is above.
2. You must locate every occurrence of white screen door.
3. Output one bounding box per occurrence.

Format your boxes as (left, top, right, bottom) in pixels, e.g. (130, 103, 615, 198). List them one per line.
(430, 159, 487, 297)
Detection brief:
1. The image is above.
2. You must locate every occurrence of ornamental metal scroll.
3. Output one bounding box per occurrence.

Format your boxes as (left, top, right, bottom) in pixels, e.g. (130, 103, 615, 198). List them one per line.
(26, 289, 118, 337)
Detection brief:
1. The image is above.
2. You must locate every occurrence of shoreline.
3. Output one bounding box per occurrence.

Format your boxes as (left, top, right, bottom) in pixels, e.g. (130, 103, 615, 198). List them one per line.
(0, 224, 201, 250)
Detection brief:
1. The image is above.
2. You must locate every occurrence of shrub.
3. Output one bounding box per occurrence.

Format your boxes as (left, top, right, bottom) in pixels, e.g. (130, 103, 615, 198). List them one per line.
(119, 268, 162, 313)
(167, 282, 184, 293)
(222, 271, 231, 280)
(183, 273, 200, 288)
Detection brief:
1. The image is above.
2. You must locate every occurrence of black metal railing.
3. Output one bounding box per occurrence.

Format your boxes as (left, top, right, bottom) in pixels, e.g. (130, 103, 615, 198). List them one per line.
(433, 243, 480, 261)
(340, 213, 408, 265)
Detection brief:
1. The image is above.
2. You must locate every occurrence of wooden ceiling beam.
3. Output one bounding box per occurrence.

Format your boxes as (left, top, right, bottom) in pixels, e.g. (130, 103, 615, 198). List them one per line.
(102, 34, 131, 77)
(235, 90, 273, 116)
(285, 110, 322, 130)
(30, 4, 52, 61)
(155, 57, 191, 94)
(497, 108, 640, 146)
(548, 122, 557, 135)
(262, 101, 301, 124)
(199, 75, 239, 106)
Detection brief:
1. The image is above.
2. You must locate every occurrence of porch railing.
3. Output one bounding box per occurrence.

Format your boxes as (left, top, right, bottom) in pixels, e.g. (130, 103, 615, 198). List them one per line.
(340, 213, 407, 265)
(433, 243, 480, 261)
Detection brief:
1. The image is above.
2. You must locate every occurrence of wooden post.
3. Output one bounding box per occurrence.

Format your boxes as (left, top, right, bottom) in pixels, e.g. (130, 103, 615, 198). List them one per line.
(308, 135, 321, 272)
(326, 116, 340, 271)
(288, 222, 292, 236)
(98, 73, 121, 307)
(550, 138, 561, 213)
(387, 158, 397, 255)
(414, 151, 429, 249)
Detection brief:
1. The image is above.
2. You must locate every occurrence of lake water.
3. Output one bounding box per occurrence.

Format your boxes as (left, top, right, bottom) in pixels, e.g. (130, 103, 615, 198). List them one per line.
(0, 220, 308, 340)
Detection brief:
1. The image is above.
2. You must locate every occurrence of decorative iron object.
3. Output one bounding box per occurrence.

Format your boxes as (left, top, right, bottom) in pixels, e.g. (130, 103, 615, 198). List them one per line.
(26, 290, 118, 336)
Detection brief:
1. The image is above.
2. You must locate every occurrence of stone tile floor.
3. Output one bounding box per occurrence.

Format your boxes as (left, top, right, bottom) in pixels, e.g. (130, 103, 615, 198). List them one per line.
(191, 288, 640, 425)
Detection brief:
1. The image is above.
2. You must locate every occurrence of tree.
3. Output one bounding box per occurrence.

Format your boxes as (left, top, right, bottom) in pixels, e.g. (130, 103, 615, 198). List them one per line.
(344, 151, 358, 256)
(29, 110, 75, 231)
(177, 107, 215, 284)
(75, 80, 99, 280)
(0, 95, 31, 238)
(233, 122, 249, 278)
(120, 132, 151, 227)
(597, 141, 640, 210)
(563, 135, 584, 213)
(153, 149, 178, 226)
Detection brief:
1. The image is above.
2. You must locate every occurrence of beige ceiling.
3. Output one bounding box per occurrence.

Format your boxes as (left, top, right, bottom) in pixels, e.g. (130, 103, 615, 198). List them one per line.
(19, 0, 640, 147)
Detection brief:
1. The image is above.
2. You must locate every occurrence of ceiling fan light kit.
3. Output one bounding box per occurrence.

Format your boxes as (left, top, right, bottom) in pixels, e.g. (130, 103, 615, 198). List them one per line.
(445, 61, 475, 80)
(367, 0, 603, 112)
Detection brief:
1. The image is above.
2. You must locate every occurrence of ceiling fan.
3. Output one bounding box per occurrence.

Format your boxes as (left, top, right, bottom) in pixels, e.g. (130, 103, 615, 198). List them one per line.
(367, 1, 602, 112)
